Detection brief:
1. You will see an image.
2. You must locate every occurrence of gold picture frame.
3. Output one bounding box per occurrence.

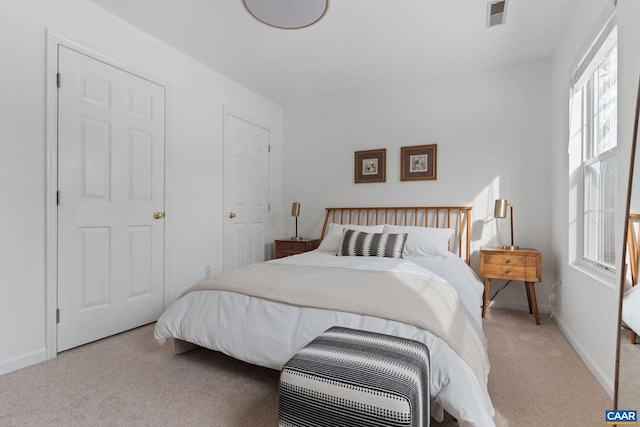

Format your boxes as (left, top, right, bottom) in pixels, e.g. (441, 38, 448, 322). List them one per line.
(400, 144, 437, 181)
(354, 149, 386, 183)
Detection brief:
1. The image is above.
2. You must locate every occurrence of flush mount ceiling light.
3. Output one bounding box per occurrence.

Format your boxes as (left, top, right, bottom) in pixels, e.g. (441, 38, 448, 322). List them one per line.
(242, 0, 329, 29)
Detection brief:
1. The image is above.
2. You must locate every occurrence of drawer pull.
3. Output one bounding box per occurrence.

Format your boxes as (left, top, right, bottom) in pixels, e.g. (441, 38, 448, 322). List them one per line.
(505, 268, 512, 274)
(505, 258, 512, 264)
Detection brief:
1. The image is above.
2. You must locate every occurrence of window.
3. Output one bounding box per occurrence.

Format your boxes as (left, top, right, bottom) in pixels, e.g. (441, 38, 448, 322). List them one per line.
(569, 22, 617, 272)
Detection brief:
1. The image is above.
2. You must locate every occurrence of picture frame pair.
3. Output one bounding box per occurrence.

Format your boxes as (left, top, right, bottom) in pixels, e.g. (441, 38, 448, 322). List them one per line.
(354, 145, 437, 183)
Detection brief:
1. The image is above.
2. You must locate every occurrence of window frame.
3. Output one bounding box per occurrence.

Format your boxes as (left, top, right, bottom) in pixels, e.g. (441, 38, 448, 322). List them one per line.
(570, 22, 618, 274)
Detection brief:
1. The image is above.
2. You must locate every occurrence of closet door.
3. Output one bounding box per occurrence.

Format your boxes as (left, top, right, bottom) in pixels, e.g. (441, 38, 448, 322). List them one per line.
(223, 112, 270, 270)
(57, 46, 165, 351)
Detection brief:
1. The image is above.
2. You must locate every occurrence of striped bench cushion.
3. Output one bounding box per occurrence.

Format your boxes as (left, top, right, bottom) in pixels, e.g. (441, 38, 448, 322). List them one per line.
(279, 327, 430, 427)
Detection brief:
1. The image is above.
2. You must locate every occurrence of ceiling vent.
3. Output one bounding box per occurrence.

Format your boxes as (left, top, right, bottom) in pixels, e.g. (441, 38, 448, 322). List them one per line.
(486, 0, 507, 28)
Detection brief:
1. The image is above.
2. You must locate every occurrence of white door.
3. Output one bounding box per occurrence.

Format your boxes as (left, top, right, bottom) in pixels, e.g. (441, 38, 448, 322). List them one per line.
(223, 113, 270, 270)
(57, 46, 165, 352)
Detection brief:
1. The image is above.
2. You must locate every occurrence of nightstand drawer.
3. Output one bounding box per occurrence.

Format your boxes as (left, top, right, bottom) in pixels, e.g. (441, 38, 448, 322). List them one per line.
(278, 241, 310, 252)
(482, 253, 536, 267)
(482, 264, 537, 280)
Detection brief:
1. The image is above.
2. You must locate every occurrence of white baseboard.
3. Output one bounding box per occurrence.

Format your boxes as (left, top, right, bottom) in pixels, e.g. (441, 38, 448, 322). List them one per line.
(0, 348, 47, 376)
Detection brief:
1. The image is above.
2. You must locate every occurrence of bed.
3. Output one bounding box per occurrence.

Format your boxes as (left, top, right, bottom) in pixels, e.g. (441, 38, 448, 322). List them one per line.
(154, 206, 495, 426)
(623, 213, 640, 344)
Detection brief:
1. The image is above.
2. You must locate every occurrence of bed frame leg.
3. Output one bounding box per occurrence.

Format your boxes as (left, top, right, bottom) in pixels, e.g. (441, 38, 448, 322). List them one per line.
(173, 338, 197, 354)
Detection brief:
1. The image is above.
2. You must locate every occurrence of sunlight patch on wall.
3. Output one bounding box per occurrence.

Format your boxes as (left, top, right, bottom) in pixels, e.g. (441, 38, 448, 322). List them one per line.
(472, 176, 506, 248)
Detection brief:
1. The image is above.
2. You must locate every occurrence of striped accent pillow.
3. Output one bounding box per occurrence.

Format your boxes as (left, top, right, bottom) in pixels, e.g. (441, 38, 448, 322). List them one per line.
(336, 229, 408, 258)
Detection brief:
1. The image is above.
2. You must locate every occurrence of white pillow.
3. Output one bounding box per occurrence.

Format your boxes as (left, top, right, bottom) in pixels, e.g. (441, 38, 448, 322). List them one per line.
(318, 223, 384, 252)
(382, 225, 454, 257)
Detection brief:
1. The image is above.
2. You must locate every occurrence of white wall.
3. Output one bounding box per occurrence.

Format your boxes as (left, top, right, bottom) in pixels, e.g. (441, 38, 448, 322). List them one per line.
(549, 0, 639, 397)
(0, 0, 284, 374)
(283, 60, 553, 313)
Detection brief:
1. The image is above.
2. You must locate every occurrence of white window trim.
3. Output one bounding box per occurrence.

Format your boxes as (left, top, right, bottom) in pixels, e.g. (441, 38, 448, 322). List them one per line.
(568, 12, 617, 277)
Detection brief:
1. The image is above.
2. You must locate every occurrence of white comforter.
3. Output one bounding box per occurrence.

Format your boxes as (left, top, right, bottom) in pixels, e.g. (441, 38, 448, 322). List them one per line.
(155, 251, 495, 427)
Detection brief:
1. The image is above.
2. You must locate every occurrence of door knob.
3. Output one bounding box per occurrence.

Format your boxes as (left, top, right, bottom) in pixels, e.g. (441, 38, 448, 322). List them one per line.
(153, 211, 165, 219)
(228, 212, 236, 218)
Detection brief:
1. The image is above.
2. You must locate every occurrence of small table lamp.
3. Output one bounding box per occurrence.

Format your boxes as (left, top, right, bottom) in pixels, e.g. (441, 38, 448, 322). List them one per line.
(494, 199, 519, 250)
(291, 202, 302, 240)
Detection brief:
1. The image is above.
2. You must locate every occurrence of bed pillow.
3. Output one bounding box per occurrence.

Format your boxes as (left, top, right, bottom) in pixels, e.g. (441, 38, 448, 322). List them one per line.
(382, 224, 454, 257)
(317, 223, 384, 252)
(336, 229, 408, 258)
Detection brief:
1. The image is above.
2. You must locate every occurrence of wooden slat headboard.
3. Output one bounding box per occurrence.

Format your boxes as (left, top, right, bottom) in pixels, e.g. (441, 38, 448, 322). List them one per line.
(628, 213, 640, 286)
(626, 213, 640, 344)
(321, 206, 472, 265)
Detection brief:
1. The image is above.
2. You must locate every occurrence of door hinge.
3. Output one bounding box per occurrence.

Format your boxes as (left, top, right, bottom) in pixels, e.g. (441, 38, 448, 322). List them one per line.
(56, 73, 61, 88)
(56, 308, 60, 324)
(268, 203, 271, 212)
(268, 144, 271, 153)
(56, 191, 60, 206)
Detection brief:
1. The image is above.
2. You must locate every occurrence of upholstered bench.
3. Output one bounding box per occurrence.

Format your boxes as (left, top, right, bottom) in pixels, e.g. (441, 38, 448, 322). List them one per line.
(278, 326, 430, 427)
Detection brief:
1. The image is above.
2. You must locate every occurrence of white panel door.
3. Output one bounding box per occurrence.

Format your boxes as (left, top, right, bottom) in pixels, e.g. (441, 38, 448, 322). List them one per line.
(57, 46, 165, 352)
(223, 113, 270, 270)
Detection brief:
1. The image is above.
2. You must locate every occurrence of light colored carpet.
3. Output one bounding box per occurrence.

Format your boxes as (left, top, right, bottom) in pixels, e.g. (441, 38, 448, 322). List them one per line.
(0, 327, 279, 426)
(617, 326, 640, 411)
(475, 308, 611, 427)
(0, 308, 611, 426)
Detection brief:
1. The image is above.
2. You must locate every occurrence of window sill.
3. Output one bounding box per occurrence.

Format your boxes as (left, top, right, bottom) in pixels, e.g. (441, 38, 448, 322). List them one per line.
(569, 261, 617, 290)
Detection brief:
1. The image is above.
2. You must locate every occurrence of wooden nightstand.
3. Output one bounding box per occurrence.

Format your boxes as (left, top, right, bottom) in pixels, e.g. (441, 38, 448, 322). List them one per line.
(274, 238, 320, 259)
(479, 246, 542, 324)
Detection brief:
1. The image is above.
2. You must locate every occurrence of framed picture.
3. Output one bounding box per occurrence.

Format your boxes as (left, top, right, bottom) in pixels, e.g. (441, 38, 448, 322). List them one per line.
(354, 149, 386, 183)
(400, 144, 437, 181)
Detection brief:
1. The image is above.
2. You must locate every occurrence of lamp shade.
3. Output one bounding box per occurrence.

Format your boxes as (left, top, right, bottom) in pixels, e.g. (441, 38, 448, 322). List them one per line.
(494, 199, 508, 218)
(493, 198, 517, 249)
(291, 202, 301, 217)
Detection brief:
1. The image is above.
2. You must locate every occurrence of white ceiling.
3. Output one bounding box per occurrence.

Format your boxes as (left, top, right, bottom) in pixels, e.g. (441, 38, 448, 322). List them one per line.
(88, 0, 581, 106)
